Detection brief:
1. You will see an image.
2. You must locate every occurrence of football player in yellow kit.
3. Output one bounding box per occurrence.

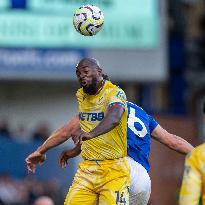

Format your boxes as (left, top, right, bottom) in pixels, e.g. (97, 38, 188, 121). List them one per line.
(179, 104, 205, 205)
(179, 143, 205, 205)
(26, 58, 130, 205)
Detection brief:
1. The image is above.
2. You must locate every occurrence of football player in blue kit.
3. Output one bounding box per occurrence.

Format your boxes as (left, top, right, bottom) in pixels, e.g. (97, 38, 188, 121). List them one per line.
(124, 101, 193, 205)
(26, 101, 194, 205)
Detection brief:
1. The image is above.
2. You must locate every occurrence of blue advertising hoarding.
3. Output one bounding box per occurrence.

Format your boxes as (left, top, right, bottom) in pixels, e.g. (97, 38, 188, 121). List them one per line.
(0, 48, 86, 80)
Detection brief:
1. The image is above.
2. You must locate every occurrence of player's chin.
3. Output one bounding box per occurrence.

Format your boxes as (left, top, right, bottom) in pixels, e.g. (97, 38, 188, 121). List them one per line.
(82, 83, 97, 94)
(82, 84, 90, 91)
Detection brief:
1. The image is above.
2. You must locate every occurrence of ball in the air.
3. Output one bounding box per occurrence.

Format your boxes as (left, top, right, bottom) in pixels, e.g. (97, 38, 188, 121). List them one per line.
(73, 5, 104, 36)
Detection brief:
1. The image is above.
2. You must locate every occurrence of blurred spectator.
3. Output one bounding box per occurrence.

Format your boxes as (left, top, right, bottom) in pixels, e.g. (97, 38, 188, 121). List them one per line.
(32, 123, 50, 141)
(0, 121, 11, 138)
(43, 179, 63, 204)
(24, 176, 62, 204)
(0, 199, 5, 205)
(12, 124, 31, 143)
(33, 196, 54, 205)
(0, 173, 29, 205)
(24, 176, 45, 204)
(0, 173, 60, 205)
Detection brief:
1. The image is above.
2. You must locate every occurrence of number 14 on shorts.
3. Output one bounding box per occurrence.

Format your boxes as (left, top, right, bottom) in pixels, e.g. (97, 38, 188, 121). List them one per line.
(115, 187, 129, 205)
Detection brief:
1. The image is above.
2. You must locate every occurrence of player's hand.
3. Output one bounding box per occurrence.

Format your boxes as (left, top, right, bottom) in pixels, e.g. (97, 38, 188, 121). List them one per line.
(25, 151, 46, 173)
(59, 150, 71, 168)
(71, 129, 93, 144)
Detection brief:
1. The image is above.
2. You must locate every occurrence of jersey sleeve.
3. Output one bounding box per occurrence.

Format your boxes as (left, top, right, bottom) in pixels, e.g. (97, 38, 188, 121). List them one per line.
(148, 115, 158, 133)
(108, 87, 127, 107)
(179, 150, 202, 205)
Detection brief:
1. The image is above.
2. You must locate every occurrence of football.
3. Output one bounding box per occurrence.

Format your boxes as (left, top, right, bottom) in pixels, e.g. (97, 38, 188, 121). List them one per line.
(73, 5, 104, 36)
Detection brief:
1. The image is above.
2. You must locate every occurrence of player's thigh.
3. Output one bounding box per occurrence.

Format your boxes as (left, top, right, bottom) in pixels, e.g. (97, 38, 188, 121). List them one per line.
(126, 156, 151, 205)
(130, 191, 150, 205)
(64, 164, 98, 205)
(99, 161, 130, 205)
(126, 157, 151, 195)
(64, 182, 98, 205)
(99, 178, 130, 205)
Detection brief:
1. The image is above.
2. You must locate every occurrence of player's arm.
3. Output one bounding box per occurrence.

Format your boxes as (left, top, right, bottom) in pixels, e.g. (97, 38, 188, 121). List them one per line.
(59, 144, 81, 168)
(72, 105, 125, 144)
(179, 150, 202, 205)
(151, 124, 194, 154)
(37, 115, 80, 154)
(90, 104, 124, 137)
(26, 115, 80, 173)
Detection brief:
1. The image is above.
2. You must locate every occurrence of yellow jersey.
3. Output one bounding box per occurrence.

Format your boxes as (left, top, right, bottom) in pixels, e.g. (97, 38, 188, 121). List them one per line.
(179, 143, 205, 205)
(76, 80, 128, 160)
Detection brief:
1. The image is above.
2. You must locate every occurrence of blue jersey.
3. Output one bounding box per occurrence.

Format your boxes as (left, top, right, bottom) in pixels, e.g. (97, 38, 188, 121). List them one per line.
(127, 101, 158, 172)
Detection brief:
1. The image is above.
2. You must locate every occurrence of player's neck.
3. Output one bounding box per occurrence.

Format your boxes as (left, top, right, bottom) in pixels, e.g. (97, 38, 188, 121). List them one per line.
(95, 79, 105, 95)
(83, 78, 105, 95)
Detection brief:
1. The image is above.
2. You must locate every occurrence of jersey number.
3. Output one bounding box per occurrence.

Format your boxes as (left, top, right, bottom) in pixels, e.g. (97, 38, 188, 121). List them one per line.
(128, 107, 148, 138)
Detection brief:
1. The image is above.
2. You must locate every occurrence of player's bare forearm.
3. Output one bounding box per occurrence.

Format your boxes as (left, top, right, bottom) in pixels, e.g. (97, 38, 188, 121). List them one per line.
(38, 115, 80, 154)
(89, 105, 124, 138)
(59, 144, 81, 168)
(63, 144, 81, 158)
(26, 116, 80, 173)
(163, 134, 194, 154)
(151, 125, 194, 154)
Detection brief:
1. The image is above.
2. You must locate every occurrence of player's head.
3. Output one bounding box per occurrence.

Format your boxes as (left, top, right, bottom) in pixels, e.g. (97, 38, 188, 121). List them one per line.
(76, 58, 104, 94)
(33, 196, 54, 205)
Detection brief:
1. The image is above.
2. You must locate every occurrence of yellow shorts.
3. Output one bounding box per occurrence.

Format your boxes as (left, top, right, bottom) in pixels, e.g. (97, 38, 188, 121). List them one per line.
(64, 157, 130, 205)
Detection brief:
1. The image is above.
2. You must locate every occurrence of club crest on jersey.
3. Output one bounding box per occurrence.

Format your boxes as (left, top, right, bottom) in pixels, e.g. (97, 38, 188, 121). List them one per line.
(116, 90, 125, 100)
(80, 112, 104, 121)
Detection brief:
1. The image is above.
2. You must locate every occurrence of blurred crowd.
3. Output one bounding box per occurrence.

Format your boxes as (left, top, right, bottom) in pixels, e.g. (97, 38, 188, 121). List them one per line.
(0, 173, 63, 205)
(0, 120, 51, 143)
(0, 120, 65, 205)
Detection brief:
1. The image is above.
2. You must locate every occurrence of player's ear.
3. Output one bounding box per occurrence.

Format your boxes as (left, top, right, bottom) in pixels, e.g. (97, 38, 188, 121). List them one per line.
(97, 67, 102, 76)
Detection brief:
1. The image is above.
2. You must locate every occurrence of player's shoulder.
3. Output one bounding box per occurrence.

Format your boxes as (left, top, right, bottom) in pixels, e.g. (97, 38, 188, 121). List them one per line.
(185, 143, 205, 170)
(196, 143, 205, 150)
(76, 87, 85, 100)
(105, 81, 126, 96)
(127, 101, 157, 125)
(105, 81, 124, 92)
(127, 101, 146, 113)
(192, 143, 205, 156)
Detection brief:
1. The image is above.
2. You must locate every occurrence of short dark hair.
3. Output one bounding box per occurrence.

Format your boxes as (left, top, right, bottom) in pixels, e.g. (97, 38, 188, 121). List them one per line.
(76, 58, 110, 80)
(76, 58, 100, 69)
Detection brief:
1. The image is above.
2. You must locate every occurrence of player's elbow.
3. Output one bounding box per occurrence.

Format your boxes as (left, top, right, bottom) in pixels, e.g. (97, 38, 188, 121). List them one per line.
(57, 129, 70, 140)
